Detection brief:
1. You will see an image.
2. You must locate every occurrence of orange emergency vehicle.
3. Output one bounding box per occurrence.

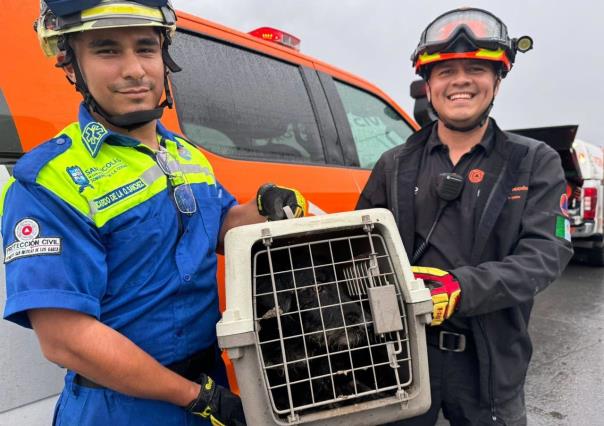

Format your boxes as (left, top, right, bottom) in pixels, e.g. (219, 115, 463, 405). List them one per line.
(0, 0, 418, 415)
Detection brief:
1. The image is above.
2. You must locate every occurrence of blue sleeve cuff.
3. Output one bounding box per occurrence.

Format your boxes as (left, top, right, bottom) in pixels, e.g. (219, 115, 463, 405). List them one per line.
(3, 289, 101, 328)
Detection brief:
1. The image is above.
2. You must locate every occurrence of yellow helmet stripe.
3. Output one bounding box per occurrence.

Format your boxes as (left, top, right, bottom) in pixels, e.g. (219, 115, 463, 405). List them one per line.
(418, 52, 442, 64)
(475, 48, 505, 59)
(81, 4, 164, 21)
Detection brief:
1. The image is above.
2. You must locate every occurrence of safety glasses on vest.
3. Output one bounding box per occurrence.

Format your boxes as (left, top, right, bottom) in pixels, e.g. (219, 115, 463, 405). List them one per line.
(156, 147, 197, 215)
(411, 7, 533, 76)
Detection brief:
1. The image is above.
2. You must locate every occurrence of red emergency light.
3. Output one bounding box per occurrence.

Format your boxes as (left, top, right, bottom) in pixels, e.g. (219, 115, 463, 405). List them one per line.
(583, 187, 598, 221)
(248, 27, 301, 51)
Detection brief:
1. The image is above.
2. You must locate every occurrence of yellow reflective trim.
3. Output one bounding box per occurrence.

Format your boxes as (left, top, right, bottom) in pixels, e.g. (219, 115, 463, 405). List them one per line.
(33, 123, 167, 227)
(92, 175, 166, 227)
(418, 52, 442, 64)
(187, 174, 215, 186)
(81, 4, 163, 20)
(37, 124, 93, 219)
(0, 177, 16, 217)
(475, 48, 505, 59)
(31, 123, 222, 228)
(162, 138, 216, 187)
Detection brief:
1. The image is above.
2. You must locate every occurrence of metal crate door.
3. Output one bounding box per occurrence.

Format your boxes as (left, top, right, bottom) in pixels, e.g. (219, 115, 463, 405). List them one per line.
(253, 227, 413, 423)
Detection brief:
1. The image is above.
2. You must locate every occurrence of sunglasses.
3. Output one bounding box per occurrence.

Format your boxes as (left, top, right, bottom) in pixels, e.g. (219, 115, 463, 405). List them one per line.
(155, 147, 197, 215)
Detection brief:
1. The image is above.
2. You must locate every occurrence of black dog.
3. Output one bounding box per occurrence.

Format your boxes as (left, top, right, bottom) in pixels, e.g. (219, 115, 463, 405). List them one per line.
(255, 259, 378, 413)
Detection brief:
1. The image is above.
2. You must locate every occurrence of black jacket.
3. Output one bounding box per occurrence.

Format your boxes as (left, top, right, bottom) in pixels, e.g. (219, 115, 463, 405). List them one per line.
(357, 120, 573, 407)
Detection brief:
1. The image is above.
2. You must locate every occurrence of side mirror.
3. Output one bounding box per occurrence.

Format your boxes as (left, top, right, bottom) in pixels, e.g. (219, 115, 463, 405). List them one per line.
(410, 79, 437, 128)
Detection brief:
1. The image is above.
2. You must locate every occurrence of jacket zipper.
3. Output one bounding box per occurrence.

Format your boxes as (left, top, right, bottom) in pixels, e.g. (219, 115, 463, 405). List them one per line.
(477, 317, 497, 422)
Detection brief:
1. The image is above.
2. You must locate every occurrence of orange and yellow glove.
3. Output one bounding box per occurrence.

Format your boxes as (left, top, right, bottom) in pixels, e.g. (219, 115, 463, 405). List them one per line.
(412, 266, 461, 326)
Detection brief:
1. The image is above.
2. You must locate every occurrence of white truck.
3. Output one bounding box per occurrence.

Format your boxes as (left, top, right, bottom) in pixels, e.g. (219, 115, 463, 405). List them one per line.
(562, 138, 604, 265)
(508, 126, 604, 265)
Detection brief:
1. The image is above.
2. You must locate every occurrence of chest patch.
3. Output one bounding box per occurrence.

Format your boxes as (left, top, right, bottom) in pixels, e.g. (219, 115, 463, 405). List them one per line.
(92, 179, 148, 211)
(468, 169, 485, 184)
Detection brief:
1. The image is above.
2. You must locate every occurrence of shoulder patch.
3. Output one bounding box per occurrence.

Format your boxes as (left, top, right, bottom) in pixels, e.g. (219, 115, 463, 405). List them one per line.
(13, 135, 72, 184)
(555, 215, 571, 242)
(4, 218, 62, 263)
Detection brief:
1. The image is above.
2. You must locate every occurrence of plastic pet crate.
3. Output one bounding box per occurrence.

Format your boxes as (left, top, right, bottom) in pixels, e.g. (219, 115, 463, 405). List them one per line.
(217, 209, 432, 425)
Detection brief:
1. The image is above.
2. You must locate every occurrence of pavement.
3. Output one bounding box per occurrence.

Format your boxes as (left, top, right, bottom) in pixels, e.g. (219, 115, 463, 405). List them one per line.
(524, 261, 604, 425)
(435, 260, 604, 425)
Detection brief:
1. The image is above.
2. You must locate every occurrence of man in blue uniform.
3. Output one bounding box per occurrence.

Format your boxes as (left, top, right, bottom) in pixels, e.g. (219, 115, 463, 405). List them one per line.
(357, 8, 573, 425)
(1, 1, 305, 425)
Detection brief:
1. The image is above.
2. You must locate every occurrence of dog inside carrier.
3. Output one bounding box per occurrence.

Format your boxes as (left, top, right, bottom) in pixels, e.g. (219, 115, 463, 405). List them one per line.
(219, 209, 432, 425)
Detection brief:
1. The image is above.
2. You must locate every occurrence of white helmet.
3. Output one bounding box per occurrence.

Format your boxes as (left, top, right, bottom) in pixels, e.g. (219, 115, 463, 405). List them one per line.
(35, 0, 181, 131)
(36, 0, 177, 57)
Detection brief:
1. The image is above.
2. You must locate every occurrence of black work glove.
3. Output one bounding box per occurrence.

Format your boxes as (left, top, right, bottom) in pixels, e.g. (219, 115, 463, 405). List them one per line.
(256, 183, 307, 221)
(186, 373, 246, 426)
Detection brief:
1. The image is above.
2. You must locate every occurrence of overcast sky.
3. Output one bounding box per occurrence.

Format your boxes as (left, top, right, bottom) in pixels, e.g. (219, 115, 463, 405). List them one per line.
(172, 0, 603, 145)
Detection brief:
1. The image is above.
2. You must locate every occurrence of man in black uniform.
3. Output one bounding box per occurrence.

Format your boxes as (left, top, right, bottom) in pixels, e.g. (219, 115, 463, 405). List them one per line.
(357, 8, 573, 425)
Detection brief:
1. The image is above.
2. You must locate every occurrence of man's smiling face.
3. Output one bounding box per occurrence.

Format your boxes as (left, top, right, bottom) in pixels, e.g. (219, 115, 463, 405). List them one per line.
(427, 59, 500, 129)
(67, 26, 165, 120)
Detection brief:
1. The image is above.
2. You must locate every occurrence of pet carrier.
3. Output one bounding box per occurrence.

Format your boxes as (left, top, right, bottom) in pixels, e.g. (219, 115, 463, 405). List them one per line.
(217, 209, 432, 425)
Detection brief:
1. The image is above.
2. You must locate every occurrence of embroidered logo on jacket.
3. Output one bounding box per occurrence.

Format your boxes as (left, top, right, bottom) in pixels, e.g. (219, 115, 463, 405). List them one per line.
(92, 179, 148, 211)
(66, 166, 94, 193)
(178, 147, 192, 161)
(4, 219, 62, 263)
(508, 185, 529, 201)
(82, 122, 108, 157)
(560, 193, 569, 218)
(84, 158, 127, 183)
(468, 169, 485, 184)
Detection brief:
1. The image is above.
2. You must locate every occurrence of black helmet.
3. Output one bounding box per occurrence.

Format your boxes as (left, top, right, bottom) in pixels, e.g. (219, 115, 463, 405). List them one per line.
(411, 7, 532, 79)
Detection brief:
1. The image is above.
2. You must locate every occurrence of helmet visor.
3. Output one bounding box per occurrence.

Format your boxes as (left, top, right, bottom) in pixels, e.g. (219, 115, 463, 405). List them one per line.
(45, 0, 170, 17)
(421, 8, 510, 54)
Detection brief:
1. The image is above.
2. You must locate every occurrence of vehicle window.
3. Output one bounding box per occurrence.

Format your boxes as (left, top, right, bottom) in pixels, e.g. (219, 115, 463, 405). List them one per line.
(0, 89, 22, 155)
(334, 81, 413, 169)
(170, 32, 325, 164)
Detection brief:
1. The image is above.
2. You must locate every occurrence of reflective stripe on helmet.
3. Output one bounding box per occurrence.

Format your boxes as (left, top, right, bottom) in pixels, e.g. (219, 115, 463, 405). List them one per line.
(415, 48, 511, 71)
(81, 4, 165, 21)
(475, 48, 506, 60)
(45, 0, 170, 17)
(36, 0, 177, 57)
(411, 7, 528, 78)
